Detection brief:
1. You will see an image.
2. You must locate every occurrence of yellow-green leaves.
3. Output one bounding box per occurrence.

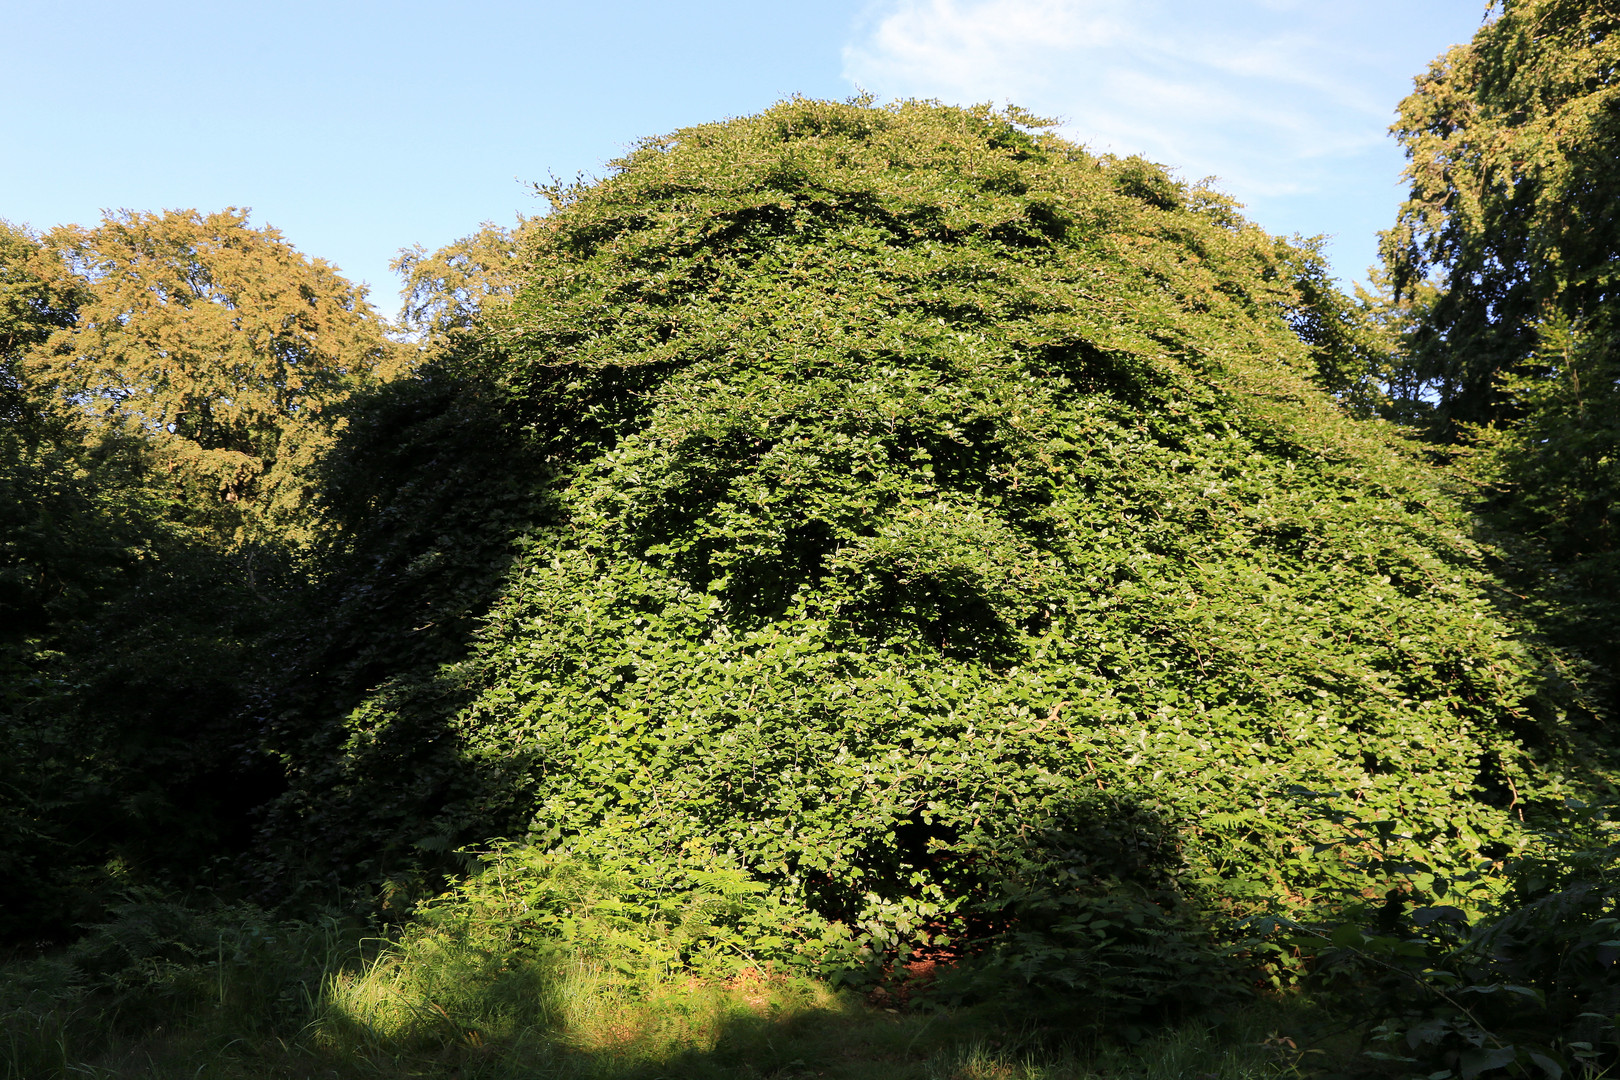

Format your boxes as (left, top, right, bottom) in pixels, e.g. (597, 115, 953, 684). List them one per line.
(22, 207, 401, 546)
(392, 219, 528, 347)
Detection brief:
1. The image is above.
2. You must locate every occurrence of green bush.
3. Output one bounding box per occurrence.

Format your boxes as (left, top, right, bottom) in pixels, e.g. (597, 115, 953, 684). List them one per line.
(413, 844, 856, 980)
(267, 98, 1611, 1001)
(1305, 804, 1620, 1079)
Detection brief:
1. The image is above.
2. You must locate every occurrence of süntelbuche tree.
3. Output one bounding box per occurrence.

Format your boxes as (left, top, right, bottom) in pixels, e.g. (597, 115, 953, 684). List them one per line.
(268, 100, 1609, 1001)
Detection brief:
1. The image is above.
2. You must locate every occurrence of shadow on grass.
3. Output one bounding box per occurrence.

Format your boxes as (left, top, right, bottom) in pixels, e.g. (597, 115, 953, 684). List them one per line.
(290, 792, 1259, 1077)
(1, 965, 1320, 1080)
(298, 951, 1319, 1080)
(0, 787, 1330, 1080)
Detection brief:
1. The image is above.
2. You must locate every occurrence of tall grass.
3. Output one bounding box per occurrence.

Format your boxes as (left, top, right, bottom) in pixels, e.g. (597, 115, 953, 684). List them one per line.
(2, 898, 1327, 1080)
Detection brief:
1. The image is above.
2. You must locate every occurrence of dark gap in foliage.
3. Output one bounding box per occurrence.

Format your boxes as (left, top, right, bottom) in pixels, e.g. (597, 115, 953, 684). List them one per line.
(895, 810, 963, 881)
(831, 561, 1023, 663)
(1107, 158, 1184, 212)
(251, 360, 554, 902)
(1028, 339, 1163, 402)
(513, 358, 684, 465)
(720, 518, 838, 626)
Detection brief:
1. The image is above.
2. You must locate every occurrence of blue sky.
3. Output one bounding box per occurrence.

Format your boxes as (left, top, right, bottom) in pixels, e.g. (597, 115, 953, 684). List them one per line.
(4, 1, 1486, 314)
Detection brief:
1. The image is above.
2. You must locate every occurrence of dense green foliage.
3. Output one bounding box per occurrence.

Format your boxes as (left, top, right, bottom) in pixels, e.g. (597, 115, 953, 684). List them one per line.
(1350, 14, 1620, 1068)
(0, 214, 399, 940)
(1303, 807, 1620, 1079)
(5, 78, 1620, 1076)
(251, 101, 1611, 1028)
(1381, 0, 1619, 713)
(1383, 0, 1620, 428)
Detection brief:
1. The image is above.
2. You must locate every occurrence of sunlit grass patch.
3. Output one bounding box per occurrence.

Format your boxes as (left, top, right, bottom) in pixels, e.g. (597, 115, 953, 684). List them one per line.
(3, 926, 1330, 1080)
(311, 922, 861, 1075)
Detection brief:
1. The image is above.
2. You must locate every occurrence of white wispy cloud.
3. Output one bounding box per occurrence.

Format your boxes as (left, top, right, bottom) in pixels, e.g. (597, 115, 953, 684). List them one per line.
(845, 0, 1131, 101)
(842, 0, 1482, 280)
(845, 0, 1376, 176)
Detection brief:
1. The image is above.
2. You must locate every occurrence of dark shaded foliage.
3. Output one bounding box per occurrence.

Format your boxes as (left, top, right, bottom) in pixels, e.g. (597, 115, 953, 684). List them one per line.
(252, 353, 554, 901)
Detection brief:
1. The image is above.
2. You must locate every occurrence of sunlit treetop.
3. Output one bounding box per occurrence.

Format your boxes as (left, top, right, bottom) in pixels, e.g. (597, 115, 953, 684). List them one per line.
(20, 207, 402, 542)
(392, 219, 529, 346)
(1382, 0, 1620, 425)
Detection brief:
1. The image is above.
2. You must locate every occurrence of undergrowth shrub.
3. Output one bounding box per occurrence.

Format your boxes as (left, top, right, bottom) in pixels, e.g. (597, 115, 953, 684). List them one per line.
(1302, 802, 1620, 1079)
(313, 926, 842, 1068)
(300, 846, 854, 1064)
(55, 894, 362, 1024)
(413, 845, 856, 979)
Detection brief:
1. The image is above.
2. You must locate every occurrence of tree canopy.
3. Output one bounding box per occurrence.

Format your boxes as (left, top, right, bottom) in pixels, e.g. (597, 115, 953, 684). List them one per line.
(392, 219, 527, 345)
(1381, 0, 1619, 691)
(258, 101, 1605, 1000)
(19, 208, 400, 544)
(1382, 0, 1620, 427)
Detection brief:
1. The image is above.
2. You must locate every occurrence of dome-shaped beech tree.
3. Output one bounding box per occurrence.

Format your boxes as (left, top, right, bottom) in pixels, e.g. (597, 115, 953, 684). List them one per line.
(266, 100, 1608, 1004)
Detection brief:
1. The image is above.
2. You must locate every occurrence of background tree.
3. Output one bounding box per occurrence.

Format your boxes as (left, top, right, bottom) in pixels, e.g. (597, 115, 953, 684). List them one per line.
(21, 208, 402, 547)
(1382, 0, 1619, 702)
(0, 211, 406, 939)
(0, 222, 268, 938)
(391, 219, 527, 346)
(1273, 234, 1398, 416)
(1381, 0, 1620, 428)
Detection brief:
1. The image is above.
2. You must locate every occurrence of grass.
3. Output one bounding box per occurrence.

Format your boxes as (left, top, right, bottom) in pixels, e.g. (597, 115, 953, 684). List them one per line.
(1, 909, 1335, 1080)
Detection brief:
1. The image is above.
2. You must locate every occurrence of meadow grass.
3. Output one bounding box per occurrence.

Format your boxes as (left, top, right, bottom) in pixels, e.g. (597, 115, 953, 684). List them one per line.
(2, 913, 1334, 1080)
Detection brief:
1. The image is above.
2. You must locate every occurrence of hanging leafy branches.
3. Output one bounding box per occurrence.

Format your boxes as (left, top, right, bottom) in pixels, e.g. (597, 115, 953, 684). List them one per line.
(261, 101, 1609, 1002)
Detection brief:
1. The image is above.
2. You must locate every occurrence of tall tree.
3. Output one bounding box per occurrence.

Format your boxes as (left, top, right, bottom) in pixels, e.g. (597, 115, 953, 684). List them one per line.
(1382, 0, 1620, 428)
(259, 103, 1592, 1000)
(21, 208, 401, 545)
(1, 222, 264, 938)
(1, 212, 407, 937)
(1382, 0, 1619, 708)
